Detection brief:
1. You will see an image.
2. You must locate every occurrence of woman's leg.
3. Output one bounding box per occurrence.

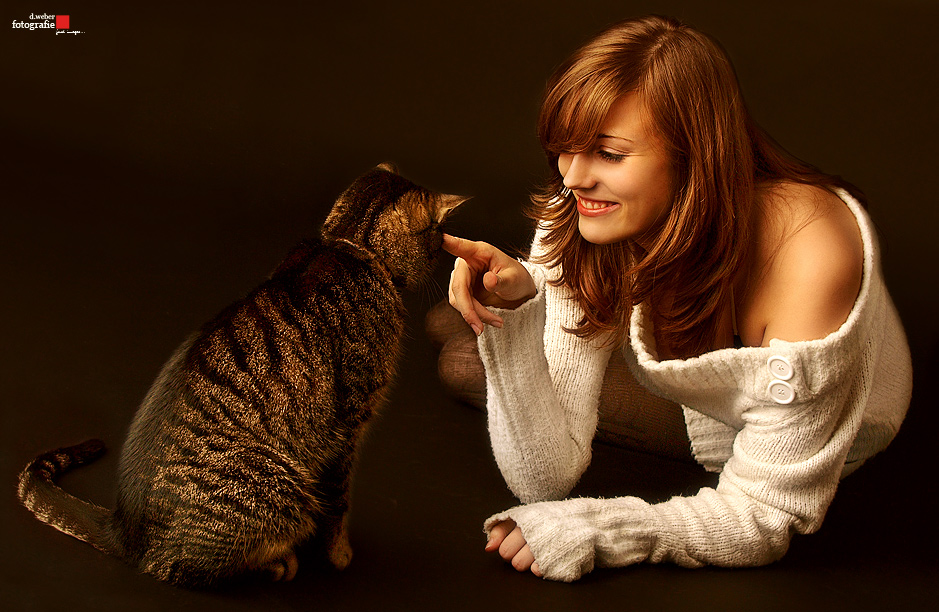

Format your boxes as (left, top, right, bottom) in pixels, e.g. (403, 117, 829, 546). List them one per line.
(426, 300, 694, 462)
(426, 300, 486, 410)
(595, 348, 694, 462)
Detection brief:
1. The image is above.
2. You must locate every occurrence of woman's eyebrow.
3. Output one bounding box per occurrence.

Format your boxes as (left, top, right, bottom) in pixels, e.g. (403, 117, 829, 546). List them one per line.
(597, 133, 637, 144)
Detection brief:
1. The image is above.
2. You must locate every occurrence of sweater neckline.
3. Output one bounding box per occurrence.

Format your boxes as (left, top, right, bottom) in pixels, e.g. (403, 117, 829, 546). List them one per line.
(627, 188, 878, 378)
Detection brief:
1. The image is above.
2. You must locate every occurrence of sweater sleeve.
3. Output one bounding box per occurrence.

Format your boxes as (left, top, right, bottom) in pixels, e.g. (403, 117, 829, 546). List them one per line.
(483, 351, 866, 581)
(477, 259, 613, 503)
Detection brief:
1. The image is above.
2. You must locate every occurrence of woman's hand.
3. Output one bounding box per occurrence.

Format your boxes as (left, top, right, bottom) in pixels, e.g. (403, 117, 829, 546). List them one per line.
(485, 519, 542, 577)
(442, 234, 537, 336)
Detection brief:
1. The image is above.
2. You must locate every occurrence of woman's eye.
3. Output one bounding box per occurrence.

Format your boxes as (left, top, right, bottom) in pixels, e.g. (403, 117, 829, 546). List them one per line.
(597, 150, 627, 162)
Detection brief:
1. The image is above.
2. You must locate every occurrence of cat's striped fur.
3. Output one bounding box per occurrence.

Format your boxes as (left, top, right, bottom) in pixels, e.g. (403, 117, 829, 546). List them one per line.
(17, 164, 463, 587)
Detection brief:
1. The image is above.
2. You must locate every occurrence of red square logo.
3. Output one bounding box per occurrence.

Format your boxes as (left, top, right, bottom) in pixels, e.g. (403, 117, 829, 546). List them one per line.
(56, 15, 69, 30)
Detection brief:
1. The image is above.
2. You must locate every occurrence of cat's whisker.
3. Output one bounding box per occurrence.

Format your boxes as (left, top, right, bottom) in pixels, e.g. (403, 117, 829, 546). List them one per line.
(418, 274, 447, 314)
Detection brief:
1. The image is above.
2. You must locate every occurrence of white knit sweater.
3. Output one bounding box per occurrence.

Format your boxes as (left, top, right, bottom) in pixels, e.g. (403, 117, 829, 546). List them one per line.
(477, 190, 912, 581)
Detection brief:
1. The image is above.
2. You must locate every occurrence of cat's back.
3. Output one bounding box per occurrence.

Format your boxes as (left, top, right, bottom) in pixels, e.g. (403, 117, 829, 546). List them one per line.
(252, 239, 404, 361)
(119, 239, 404, 470)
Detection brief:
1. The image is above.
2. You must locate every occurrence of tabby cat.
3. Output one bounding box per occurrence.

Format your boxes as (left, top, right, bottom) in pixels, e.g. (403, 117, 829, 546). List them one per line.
(17, 163, 464, 587)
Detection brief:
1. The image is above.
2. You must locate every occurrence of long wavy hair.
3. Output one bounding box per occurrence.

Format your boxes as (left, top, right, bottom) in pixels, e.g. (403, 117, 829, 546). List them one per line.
(530, 15, 863, 358)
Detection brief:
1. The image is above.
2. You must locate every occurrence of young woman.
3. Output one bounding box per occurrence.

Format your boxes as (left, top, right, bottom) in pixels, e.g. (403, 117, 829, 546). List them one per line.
(437, 15, 912, 581)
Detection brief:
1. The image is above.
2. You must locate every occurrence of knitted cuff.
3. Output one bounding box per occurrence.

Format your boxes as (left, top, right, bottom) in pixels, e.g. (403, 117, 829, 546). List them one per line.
(484, 497, 658, 582)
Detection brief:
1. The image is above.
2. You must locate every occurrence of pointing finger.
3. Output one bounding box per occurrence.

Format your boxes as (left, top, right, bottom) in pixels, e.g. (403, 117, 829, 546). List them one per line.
(442, 234, 474, 258)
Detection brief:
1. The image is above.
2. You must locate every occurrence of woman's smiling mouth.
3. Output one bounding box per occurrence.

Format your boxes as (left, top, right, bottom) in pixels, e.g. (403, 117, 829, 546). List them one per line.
(576, 196, 621, 217)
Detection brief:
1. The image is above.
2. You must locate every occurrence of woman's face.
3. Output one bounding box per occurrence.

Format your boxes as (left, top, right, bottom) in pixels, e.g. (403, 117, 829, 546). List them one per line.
(558, 92, 675, 246)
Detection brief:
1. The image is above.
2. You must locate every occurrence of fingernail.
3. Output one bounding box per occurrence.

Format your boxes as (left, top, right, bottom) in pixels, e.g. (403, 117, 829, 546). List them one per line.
(471, 324, 482, 336)
(491, 320, 503, 329)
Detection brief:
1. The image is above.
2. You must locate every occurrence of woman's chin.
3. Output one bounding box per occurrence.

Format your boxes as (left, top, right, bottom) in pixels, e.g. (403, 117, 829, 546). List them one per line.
(577, 218, 631, 245)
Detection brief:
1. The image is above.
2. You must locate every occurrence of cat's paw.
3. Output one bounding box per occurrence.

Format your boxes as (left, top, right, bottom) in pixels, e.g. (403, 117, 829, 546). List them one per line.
(327, 540, 353, 570)
(267, 551, 299, 582)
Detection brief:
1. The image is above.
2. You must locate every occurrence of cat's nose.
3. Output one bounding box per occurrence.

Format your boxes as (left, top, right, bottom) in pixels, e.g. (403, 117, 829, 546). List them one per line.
(377, 162, 399, 174)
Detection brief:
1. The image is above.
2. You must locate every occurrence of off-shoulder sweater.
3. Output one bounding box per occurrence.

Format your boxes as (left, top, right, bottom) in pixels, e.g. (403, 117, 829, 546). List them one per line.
(477, 190, 912, 582)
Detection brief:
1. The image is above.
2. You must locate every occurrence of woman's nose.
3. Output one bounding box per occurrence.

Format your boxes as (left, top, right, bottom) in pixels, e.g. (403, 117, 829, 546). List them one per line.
(560, 153, 595, 191)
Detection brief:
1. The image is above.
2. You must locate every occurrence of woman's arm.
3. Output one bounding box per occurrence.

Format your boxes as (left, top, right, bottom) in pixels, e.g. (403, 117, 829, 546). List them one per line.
(444, 232, 613, 503)
(485, 358, 866, 580)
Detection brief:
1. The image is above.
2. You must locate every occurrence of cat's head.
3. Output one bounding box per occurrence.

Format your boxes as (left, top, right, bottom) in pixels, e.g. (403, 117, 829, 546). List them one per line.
(322, 163, 465, 289)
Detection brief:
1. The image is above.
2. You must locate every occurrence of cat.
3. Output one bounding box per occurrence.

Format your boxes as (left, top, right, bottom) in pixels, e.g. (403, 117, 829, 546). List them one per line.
(17, 163, 465, 587)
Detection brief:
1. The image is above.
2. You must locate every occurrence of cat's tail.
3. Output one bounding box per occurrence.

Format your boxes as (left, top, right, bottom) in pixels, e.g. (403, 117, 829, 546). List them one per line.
(17, 439, 122, 557)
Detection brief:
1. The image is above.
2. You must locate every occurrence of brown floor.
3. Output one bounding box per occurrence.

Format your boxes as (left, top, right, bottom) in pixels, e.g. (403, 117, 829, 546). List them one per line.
(1, 204, 934, 609)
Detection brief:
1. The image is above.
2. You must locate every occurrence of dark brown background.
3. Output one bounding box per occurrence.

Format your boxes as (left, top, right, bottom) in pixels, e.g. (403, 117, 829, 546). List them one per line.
(2, 1, 937, 610)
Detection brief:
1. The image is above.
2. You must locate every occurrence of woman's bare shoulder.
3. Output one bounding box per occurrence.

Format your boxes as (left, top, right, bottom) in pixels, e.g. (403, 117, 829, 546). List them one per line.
(750, 181, 864, 345)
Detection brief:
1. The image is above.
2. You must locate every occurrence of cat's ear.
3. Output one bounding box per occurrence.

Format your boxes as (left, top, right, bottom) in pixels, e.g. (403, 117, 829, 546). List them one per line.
(435, 193, 469, 223)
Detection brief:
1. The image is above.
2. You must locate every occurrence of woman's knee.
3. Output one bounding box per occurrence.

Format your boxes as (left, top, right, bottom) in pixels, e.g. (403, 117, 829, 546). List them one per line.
(426, 300, 486, 410)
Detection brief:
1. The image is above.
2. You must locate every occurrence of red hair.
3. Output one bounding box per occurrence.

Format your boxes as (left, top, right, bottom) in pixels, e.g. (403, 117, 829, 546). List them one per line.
(530, 15, 863, 358)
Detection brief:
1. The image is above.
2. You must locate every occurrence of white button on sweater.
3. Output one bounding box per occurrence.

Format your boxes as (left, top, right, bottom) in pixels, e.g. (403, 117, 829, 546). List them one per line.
(477, 190, 912, 581)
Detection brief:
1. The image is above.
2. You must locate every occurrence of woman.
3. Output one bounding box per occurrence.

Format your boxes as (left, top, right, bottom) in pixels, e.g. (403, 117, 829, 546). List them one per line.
(438, 15, 912, 581)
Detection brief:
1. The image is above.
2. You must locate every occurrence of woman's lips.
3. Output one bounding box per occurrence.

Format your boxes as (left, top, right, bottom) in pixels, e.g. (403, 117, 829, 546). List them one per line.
(576, 196, 620, 217)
